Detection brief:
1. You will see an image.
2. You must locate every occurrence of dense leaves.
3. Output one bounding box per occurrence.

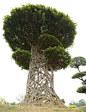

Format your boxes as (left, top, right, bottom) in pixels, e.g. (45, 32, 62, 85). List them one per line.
(61, 99, 65, 104)
(70, 56, 86, 94)
(72, 71, 86, 79)
(38, 34, 63, 50)
(77, 86, 86, 93)
(3, 4, 76, 52)
(3, 4, 76, 70)
(12, 50, 31, 70)
(70, 57, 86, 69)
(43, 46, 71, 70)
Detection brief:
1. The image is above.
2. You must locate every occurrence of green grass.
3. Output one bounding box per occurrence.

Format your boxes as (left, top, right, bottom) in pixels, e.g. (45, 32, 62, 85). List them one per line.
(0, 104, 86, 112)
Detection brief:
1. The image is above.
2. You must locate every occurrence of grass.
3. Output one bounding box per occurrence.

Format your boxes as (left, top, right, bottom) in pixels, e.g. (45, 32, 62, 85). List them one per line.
(0, 104, 86, 112)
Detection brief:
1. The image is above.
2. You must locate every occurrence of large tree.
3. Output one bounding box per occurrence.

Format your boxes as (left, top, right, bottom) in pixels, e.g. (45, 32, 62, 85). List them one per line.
(3, 4, 76, 107)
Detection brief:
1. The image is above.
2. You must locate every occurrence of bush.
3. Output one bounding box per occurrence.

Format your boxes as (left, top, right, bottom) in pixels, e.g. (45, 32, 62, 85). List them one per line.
(0, 97, 5, 104)
(10, 102, 16, 105)
(4, 101, 9, 105)
(61, 99, 65, 104)
(68, 105, 77, 108)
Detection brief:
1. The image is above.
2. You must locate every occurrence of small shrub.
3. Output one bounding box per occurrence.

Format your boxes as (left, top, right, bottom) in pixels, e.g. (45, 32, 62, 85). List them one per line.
(68, 105, 77, 108)
(10, 102, 16, 105)
(4, 101, 9, 105)
(61, 99, 65, 104)
(54, 98, 58, 105)
(0, 97, 5, 104)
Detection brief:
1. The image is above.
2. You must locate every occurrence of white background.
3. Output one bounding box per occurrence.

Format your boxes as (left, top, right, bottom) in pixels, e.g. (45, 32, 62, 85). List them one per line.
(0, 0, 86, 106)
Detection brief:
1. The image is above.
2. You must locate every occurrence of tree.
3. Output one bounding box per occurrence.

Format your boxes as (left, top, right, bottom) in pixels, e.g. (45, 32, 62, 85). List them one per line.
(70, 57, 86, 94)
(70, 57, 86, 72)
(69, 100, 77, 106)
(69, 99, 86, 107)
(3, 4, 76, 107)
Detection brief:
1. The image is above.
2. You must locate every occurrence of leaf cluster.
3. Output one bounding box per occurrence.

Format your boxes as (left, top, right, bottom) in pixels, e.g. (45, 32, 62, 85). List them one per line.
(43, 46, 71, 70)
(12, 50, 31, 70)
(61, 99, 65, 104)
(77, 86, 86, 93)
(3, 4, 76, 52)
(70, 57, 86, 68)
(38, 34, 63, 50)
(3, 4, 76, 70)
(70, 56, 86, 94)
(38, 34, 71, 70)
(72, 71, 86, 79)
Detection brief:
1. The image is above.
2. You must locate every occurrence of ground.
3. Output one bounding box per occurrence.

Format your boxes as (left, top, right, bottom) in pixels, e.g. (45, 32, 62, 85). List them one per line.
(0, 104, 86, 112)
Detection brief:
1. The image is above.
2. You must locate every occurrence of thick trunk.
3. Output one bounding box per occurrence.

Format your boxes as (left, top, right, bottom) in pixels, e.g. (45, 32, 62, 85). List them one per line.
(23, 45, 66, 108)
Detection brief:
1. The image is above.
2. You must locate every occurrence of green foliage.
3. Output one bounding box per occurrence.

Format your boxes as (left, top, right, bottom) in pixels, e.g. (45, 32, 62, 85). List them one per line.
(77, 86, 86, 93)
(69, 99, 86, 107)
(69, 101, 77, 106)
(61, 99, 65, 104)
(43, 46, 71, 70)
(70, 56, 86, 94)
(12, 50, 31, 70)
(0, 97, 5, 104)
(0, 97, 10, 105)
(3, 4, 76, 51)
(78, 99, 86, 107)
(38, 34, 63, 50)
(70, 57, 86, 69)
(10, 102, 16, 105)
(54, 98, 58, 105)
(4, 101, 9, 105)
(82, 79, 86, 85)
(3, 4, 76, 71)
(72, 71, 86, 79)
(68, 105, 77, 108)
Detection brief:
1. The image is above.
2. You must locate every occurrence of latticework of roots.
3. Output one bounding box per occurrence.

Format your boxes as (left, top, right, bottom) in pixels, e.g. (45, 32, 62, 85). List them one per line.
(23, 45, 66, 108)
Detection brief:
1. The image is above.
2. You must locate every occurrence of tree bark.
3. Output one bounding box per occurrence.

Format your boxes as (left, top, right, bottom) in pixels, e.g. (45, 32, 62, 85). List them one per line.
(77, 66, 80, 72)
(49, 65, 54, 90)
(23, 45, 66, 108)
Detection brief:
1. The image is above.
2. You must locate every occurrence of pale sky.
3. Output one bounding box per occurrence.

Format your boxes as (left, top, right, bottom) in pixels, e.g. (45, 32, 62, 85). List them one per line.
(0, 0, 86, 106)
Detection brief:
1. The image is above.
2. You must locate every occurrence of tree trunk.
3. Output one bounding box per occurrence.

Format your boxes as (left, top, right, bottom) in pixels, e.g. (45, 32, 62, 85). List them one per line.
(23, 45, 66, 108)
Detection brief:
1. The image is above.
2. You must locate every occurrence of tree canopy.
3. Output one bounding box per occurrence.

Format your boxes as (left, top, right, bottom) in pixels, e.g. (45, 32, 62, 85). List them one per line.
(70, 57, 86, 69)
(43, 46, 71, 70)
(72, 71, 86, 79)
(70, 56, 86, 94)
(77, 86, 86, 94)
(3, 4, 76, 71)
(12, 50, 31, 70)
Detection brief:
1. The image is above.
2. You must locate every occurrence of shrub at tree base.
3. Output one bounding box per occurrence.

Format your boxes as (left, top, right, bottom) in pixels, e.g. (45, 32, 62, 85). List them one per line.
(68, 105, 77, 108)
